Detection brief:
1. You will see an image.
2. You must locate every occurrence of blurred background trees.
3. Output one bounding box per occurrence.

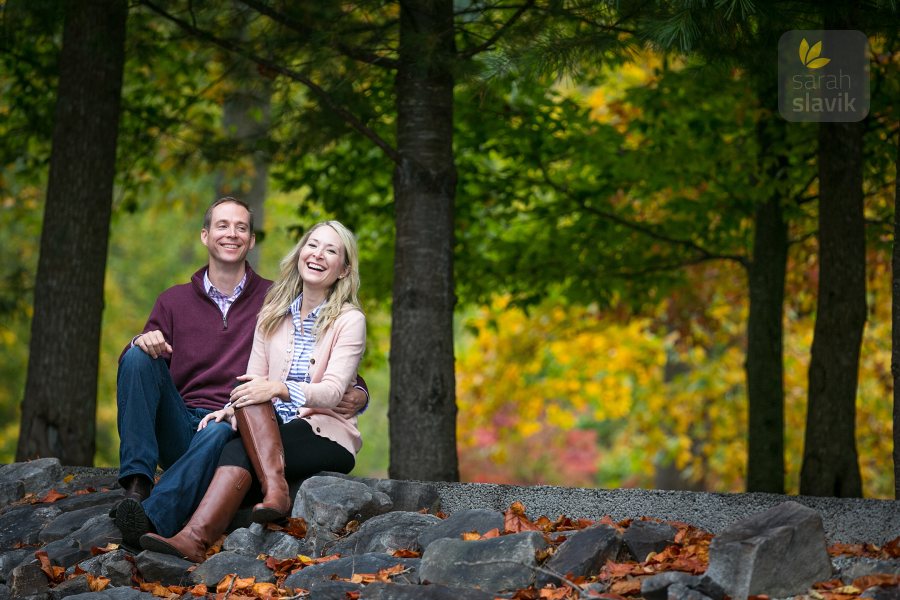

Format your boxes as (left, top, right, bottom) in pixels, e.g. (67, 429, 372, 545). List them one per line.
(1, 0, 897, 497)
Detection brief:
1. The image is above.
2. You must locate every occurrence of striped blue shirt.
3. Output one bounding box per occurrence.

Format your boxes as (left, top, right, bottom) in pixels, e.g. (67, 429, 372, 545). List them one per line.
(275, 294, 323, 423)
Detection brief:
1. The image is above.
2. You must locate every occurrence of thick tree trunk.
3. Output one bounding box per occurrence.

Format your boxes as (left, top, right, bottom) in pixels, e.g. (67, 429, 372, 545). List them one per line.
(388, 0, 459, 481)
(746, 192, 788, 493)
(215, 53, 271, 268)
(893, 128, 900, 500)
(800, 119, 866, 497)
(16, 0, 127, 465)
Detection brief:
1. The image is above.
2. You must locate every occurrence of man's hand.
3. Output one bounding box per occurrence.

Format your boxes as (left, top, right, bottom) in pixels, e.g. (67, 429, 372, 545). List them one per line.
(334, 385, 367, 418)
(135, 330, 173, 359)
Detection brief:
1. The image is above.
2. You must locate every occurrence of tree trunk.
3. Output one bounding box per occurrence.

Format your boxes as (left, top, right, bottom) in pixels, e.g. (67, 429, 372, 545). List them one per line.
(16, 0, 127, 465)
(388, 0, 459, 481)
(892, 127, 900, 500)
(215, 50, 271, 268)
(800, 118, 866, 497)
(746, 196, 788, 493)
(746, 115, 788, 493)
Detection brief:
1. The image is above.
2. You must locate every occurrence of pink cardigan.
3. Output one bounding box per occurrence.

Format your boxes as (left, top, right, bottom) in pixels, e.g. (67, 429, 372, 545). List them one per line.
(246, 306, 366, 456)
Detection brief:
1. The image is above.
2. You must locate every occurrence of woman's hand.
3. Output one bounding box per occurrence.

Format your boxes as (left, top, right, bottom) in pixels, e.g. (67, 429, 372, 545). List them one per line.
(198, 407, 236, 431)
(230, 374, 285, 409)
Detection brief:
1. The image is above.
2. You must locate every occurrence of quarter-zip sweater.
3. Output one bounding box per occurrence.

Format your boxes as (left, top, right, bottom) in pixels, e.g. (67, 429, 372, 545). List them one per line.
(120, 263, 273, 411)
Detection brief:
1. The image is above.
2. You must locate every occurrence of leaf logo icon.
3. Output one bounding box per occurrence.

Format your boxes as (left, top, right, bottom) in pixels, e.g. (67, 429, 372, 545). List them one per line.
(799, 38, 831, 69)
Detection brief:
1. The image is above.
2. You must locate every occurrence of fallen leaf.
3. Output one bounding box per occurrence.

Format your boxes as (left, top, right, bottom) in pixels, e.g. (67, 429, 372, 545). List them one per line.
(86, 574, 110, 592)
(505, 501, 541, 533)
(609, 577, 643, 595)
(853, 574, 900, 589)
(38, 489, 67, 503)
(35, 550, 66, 583)
(392, 548, 420, 558)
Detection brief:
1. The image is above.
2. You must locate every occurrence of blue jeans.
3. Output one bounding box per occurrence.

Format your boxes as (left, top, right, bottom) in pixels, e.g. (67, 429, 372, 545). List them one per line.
(116, 346, 237, 536)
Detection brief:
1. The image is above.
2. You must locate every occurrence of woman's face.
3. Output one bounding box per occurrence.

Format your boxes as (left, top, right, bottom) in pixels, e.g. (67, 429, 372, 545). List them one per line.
(297, 226, 347, 290)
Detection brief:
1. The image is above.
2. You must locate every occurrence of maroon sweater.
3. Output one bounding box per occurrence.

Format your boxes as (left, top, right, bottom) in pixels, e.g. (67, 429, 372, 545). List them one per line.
(121, 264, 273, 411)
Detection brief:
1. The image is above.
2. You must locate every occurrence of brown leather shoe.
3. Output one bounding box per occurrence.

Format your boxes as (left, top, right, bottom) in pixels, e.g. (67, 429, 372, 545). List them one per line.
(140, 466, 250, 563)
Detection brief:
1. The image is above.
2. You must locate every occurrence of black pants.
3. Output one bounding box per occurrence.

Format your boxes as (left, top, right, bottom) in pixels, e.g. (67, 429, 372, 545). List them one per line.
(218, 416, 355, 505)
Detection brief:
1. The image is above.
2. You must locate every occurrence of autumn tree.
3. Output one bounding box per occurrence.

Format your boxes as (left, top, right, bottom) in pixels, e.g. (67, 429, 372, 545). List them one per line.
(16, 0, 128, 464)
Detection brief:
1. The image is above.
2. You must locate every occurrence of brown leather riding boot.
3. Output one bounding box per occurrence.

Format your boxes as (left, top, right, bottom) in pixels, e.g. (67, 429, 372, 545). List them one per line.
(139, 466, 250, 563)
(235, 402, 291, 523)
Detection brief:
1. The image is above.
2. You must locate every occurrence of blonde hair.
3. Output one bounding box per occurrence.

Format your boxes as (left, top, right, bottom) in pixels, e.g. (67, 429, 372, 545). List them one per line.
(256, 221, 361, 339)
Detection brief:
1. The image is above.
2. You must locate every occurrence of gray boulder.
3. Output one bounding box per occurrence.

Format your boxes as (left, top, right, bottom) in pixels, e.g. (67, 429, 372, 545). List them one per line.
(283, 553, 420, 590)
(190, 551, 276, 586)
(537, 524, 621, 586)
(328, 511, 442, 556)
(0, 459, 63, 501)
(133, 551, 194, 588)
(418, 530, 549, 593)
(417, 509, 503, 550)
(623, 519, 677, 562)
(706, 500, 832, 599)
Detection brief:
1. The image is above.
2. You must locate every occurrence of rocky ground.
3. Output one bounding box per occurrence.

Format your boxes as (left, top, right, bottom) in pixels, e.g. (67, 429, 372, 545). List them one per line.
(0, 458, 898, 599)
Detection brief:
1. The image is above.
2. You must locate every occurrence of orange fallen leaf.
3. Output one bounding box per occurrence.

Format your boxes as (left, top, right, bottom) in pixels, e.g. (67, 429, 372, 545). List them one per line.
(609, 577, 643, 595)
(38, 489, 67, 504)
(505, 501, 541, 533)
(392, 548, 420, 558)
(86, 574, 110, 592)
(35, 551, 66, 584)
(853, 574, 900, 589)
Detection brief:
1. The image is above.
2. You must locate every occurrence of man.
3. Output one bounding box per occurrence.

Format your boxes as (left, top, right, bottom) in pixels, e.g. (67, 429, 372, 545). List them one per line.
(112, 197, 367, 546)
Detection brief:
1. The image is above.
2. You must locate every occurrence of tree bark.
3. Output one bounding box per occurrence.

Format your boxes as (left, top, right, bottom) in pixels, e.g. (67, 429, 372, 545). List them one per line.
(893, 127, 900, 500)
(746, 182, 788, 492)
(388, 0, 459, 481)
(16, 0, 127, 465)
(800, 118, 866, 497)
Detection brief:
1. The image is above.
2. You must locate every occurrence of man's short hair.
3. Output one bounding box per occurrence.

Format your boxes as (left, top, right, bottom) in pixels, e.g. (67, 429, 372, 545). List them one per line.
(203, 197, 254, 233)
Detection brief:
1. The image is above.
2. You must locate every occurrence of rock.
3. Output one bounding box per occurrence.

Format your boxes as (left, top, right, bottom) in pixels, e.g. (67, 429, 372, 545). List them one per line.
(537, 523, 621, 586)
(220, 526, 265, 557)
(360, 581, 495, 599)
(706, 500, 832, 599)
(0, 505, 62, 548)
(331, 474, 441, 513)
(417, 509, 503, 550)
(623, 519, 677, 562)
(190, 551, 276, 586)
(8, 562, 50, 599)
(42, 516, 122, 569)
(0, 481, 24, 508)
(641, 569, 701, 600)
(296, 475, 393, 555)
(47, 574, 91, 599)
(418, 530, 549, 593)
(133, 551, 194, 588)
(295, 475, 393, 529)
(0, 549, 33, 583)
(328, 511, 442, 556)
(0, 459, 63, 501)
(299, 579, 365, 599)
(68, 550, 133, 588)
(260, 530, 308, 559)
(39, 506, 112, 544)
(283, 553, 420, 590)
(667, 582, 715, 600)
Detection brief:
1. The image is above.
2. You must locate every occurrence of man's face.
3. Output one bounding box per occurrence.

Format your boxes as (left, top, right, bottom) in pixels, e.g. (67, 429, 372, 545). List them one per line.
(201, 201, 255, 267)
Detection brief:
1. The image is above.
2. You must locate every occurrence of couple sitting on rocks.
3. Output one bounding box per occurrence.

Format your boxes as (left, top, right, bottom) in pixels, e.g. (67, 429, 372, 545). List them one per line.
(111, 197, 368, 562)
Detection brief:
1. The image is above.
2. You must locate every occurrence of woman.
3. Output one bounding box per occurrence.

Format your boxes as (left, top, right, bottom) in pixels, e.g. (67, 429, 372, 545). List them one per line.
(140, 220, 366, 562)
